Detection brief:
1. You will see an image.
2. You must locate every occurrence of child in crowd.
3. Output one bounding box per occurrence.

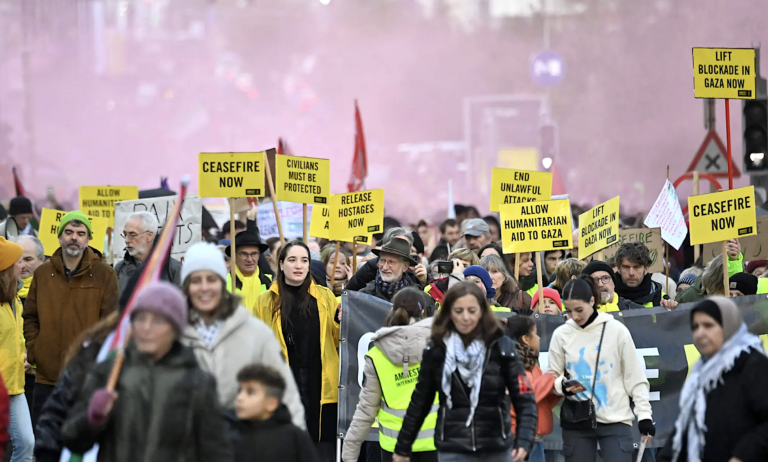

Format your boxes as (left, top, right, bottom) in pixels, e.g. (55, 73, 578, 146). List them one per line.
(531, 287, 563, 315)
(231, 364, 318, 462)
(507, 316, 561, 462)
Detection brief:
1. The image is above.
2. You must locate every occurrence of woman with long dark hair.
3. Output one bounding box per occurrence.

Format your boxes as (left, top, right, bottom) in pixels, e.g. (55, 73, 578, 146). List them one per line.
(253, 240, 340, 462)
(393, 282, 537, 462)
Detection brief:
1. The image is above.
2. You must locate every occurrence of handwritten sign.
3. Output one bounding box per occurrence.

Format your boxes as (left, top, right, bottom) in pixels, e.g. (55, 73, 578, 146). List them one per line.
(489, 168, 552, 213)
(330, 189, 384, 241)
(688, 186, 756, 245)
(198, 152, 265, 198)
(275, 155, 330, 204)
(579, 196, 620, 259)
(693, 47, 756, 99)
(500, 199, 572, 254)
(703, 216, 768, 264)
(79, 186, 139, 227)
(601, 228, 664, 273)
(38, 208, 108, 257)
(644, 180, 688, 250)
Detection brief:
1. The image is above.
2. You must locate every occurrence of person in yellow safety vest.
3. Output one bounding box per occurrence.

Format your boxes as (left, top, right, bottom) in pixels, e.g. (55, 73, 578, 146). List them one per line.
(508, 252, 538, 297)
(225, 231, 272, 314)
(613, 242, 678, 309)
(342, 287, 438, 462)
(759, 275, 768, 295)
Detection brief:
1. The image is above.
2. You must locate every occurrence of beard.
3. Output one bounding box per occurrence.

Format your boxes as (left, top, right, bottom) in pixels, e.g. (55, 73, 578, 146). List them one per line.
(64, 241, 85, 258)
(600, 291, 612, 303)
(380, 268, 404, 283)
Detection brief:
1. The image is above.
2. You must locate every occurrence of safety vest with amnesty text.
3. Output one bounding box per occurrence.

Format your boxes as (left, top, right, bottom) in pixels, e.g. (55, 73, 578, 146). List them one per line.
(366, 346, 438, 453)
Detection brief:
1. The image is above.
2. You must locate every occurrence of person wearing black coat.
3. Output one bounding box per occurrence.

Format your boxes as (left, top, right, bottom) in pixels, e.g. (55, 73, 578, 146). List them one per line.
(393, 282, 537, 462)
(229, 405, 319, 462)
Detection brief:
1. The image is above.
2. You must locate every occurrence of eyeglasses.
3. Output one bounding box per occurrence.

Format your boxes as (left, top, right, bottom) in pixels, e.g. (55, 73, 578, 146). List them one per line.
(592, 275, 613, 285)
(237, 251, 260, 260)
(121, 231, 149, 241)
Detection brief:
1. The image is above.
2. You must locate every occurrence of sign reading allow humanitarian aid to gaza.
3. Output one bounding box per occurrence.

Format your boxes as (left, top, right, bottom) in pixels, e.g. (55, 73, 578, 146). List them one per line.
(692, 47, 756, 99)
(489, 168, 552, 213)
(578, 196, 620, 259)
(309, 202, 371, 244)
(79, 186, 139, 227)
(330, 189, 384, 241)
(499, 199, 572, 254)
(688, 186, 757, 245)
(198, 152, 265, 198)
(275, 155, 330, 205)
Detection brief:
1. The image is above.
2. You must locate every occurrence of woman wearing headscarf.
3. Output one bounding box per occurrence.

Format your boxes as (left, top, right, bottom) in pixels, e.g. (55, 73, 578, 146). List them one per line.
(393, 282, 537, 462)
(659, 297, 768, 462)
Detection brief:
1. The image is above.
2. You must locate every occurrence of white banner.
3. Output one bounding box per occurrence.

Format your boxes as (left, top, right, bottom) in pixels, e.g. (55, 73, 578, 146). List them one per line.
(644, 179, 688, 250)
(257, 201, 311, 240)
(112, 194, 202, 263)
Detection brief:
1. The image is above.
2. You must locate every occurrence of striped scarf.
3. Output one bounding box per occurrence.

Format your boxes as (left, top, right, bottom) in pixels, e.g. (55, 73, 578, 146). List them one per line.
(442, 332, 486, 427)
(374, 272, 410, 299)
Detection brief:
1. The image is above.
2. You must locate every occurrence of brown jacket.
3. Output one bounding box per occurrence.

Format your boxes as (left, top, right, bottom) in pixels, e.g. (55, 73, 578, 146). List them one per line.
(23, 247, 118, 385)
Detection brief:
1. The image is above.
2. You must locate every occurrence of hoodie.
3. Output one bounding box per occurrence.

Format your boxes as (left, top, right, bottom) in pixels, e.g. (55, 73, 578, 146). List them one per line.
(341, 317, 434, 461)
(546, 312, 652, 427)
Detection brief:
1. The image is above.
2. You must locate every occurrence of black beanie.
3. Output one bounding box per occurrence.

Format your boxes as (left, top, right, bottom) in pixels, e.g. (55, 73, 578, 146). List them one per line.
(691, 299, 723, 327)
(729, 272, 758, 296)
(583, 260, 615, 280)
(9, 197, 32, 216)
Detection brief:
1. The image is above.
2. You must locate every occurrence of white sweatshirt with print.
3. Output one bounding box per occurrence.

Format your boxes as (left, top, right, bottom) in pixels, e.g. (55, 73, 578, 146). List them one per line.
(547, 311, 652, 426)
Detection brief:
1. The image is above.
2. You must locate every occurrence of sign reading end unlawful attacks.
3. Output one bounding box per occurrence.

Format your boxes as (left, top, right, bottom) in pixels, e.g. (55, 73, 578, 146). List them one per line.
(275, 155, 330, 205)
(688, 186, 756, 245)
(692, 47, 756, 99)
(579, 196, 620, 259)
(499, 199, 572, 254)
(198, 152, 265, 198)
(330, 189, 384, 241)
(489, 168, 552, 213)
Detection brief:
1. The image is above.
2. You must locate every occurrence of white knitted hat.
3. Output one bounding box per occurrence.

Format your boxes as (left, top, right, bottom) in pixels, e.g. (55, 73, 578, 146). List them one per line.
(181, 242, 228, 283)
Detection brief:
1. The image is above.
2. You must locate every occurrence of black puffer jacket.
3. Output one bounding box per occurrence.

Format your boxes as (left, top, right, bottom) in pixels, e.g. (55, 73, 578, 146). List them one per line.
(394, 331, 537, 457)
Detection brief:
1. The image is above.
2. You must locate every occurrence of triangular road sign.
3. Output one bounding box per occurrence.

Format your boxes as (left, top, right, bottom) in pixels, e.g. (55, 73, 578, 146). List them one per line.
(686, 131, 741, 178)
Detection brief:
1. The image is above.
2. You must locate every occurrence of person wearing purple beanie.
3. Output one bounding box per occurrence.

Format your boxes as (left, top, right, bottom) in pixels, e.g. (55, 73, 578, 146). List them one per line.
(60, 282, 234, 462)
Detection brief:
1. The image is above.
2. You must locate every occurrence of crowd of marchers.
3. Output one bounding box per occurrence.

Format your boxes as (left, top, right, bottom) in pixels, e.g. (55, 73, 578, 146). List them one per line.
(0, 195, 765, 462)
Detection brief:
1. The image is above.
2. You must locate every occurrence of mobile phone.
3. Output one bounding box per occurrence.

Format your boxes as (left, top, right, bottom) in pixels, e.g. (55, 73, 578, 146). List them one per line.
(563, 379, 582, 390)
(436, 261, 454, 274)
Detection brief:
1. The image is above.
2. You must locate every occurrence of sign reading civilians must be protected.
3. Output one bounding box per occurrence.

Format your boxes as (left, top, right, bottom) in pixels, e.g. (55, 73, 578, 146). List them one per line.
(275, 154, 330, 204)
(688, 186, 757, 245)
(198, 152, 265, 198)
(578, 196, 620, 259)
(79, 186, 139, 227)
(499, 199, 572, 254)
(489, 168, 552, 213)
(692, 47, 756, 99)
(330, 189, 384, 241)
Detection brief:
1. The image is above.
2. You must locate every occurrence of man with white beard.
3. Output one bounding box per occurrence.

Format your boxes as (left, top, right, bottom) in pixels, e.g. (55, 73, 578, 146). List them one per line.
(23, 211, 118, 429)
(359, 237, 431, 304)
(583, 260, 645, 312)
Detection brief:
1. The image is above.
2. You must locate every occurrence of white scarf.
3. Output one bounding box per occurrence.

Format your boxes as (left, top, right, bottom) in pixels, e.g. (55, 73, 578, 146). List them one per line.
(442, 332, 487, 427)
(672, 324, 767, 462)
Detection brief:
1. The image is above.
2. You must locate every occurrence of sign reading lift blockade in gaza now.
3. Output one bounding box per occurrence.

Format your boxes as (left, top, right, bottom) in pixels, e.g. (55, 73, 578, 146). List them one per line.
(309, 202, 371, 244)
(489, 168, 552, 213)
(198, 152, 265, 198)
(79, 186, 139, 227)
(330, 189, 384, 241)
(692, 47, 756, 99)
(499, 199, 572, 254)
(688, 186, 757, 245)
(578, 196, 620, 259)
(275, 155, 330, 204)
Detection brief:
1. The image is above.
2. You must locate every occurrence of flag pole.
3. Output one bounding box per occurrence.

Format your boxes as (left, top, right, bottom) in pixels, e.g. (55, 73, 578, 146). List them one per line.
(264, 153, 285, 246)
(666, 166, 670, 296)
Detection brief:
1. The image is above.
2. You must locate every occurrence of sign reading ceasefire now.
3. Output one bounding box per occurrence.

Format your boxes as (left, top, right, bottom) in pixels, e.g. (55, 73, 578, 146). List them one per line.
(693, 47, 756, 99)
(330, 189, 384, 241)
(309, 202, 371, 244)
(79, 186, 138, 227)
(579, 196, 620, 259)
(688, 186, 756, 245)
(500, 199, 572, 254)
(276, 155, 330, 204)
(489, 168, 552, 213)
(198, 152, 265, 198)
(38, 208, 108, 257)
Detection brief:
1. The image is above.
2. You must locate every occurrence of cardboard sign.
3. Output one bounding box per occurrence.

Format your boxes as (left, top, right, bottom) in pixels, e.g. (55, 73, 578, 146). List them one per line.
(703, 216, 768, 264)
(688, 186, 756, 245)
(499, 199, 572, 254)
(198, 152, 266, 198)
(309, 203, 371, 244)
(330, 189, 384, 241)
(112, 194, 202, 264)
(275, 155, 330, 205)
(78, 186, 139, 227)
(579, 196, 620, 259)
(601, 228, 664, 273)
(692, 47, 756, 99)
(644, 179, 688, 250)
(38, 208, 108, 257)
(489, 168, 552, 213)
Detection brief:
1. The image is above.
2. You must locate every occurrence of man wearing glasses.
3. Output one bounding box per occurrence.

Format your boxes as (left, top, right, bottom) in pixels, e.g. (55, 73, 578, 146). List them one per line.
(583, 261, 645, 312)
(225, 230, 271, 314)
(114, 211, 182, 296)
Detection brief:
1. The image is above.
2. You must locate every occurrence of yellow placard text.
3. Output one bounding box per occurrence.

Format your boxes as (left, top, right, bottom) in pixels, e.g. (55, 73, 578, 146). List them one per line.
(79, 186, 138, 227)
(276, 155, 330, 205)
(500, 199, 572, 254)
(692, 47, 756, 99)
(688, 186, 756, 245)
(489, 168, 552, 213)
(579, 196, 620, 259)
(38, 208, 108, 257)
(198, 152, 265, 198)
(330, 189, 384, 241)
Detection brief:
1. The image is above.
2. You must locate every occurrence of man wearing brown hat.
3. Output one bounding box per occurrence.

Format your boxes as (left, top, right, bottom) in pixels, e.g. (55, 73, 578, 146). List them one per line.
(360, 237, 431, 304)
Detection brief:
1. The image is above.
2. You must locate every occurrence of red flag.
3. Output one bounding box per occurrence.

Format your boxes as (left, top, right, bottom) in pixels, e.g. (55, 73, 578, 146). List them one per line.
(551, 161, 567, 196)
(347, 101, 368, 192)
(277, 138, 294, 156)
(11, 167, 24, 197)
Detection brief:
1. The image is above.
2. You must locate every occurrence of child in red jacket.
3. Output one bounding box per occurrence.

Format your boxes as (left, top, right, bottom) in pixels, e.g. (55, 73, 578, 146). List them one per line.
(507, 316, 560, 462)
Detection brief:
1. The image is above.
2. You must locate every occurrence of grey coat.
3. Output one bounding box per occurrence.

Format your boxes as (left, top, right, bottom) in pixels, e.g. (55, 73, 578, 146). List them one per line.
(114, 253, 181, 296)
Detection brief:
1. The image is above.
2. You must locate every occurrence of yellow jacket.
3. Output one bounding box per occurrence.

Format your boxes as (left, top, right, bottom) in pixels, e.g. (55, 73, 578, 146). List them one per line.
(253, 281, 340, 407)
(0, 296, 26, 395)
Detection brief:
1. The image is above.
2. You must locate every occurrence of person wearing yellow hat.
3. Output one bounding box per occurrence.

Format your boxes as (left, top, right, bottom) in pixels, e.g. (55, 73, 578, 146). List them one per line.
(0, 236, 35, 461)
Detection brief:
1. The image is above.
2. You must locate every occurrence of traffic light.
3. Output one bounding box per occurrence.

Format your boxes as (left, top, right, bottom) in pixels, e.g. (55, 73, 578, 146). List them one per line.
(743, 97, 768, 172)
(0, 122, 11, 159)
(540, 123, 558, 171)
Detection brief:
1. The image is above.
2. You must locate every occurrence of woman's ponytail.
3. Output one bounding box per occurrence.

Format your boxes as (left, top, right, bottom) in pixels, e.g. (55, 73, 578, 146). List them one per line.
(385, 287, 426, 327)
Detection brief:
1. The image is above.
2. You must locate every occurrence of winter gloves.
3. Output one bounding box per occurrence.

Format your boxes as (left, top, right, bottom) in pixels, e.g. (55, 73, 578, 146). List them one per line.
(639, 419, 656, 436)
(88, 388, 118, 426)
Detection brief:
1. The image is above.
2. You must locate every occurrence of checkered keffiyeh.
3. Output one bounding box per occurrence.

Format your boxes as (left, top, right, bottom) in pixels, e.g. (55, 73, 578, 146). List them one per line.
(193, 317, 225, 349)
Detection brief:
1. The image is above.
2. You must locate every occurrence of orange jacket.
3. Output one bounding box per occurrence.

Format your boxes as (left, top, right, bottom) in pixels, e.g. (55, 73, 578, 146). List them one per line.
(511, 365, 560, 437)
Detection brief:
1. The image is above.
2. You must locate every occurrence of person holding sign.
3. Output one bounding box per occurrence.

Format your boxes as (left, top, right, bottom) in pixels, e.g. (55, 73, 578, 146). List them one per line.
(225, 231, 271, 314)
(613, 243, 677, 309)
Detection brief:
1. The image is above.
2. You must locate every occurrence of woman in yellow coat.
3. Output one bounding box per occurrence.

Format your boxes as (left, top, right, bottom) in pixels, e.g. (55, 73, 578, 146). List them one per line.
(253, 240, 340, 462)
(0, 237, 34, 461)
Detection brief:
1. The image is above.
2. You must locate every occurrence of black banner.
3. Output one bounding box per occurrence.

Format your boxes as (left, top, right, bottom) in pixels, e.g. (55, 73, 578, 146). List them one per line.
(337, 291, 768, 449)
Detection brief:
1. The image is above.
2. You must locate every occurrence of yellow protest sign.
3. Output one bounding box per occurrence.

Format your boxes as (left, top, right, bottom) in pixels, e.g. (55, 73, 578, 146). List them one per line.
(198, 152, 265, 198)
(578, 196, 621, 259)
(309, 202, 371, 244)
(79, 186, 138, 227)
(688, 186, 756, 245)
(692, 47, 756, 99)
(38, 208, 108, 257)
(500, 199, 572, 254)
(489, 168, 552, 213)
(330, 189, 384, 241)
(275, 155, 330, 205)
